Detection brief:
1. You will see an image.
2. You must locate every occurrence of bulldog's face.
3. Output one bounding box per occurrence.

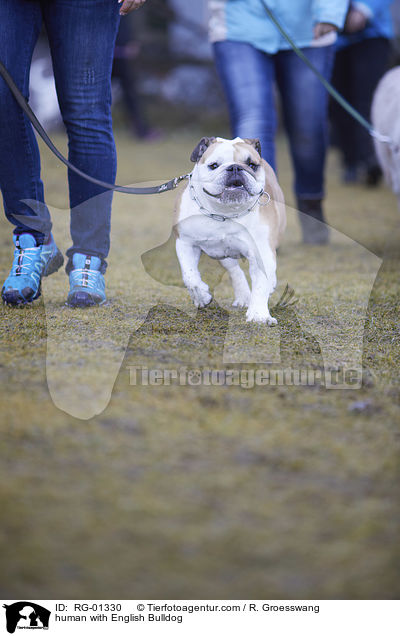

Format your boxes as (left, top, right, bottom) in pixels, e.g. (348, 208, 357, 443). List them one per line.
(190, 136, 265, 214)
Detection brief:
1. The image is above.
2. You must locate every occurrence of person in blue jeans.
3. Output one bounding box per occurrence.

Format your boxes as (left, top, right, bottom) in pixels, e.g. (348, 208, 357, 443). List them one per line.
(0, 0, 147, 307)
(209, 0, 349, 244)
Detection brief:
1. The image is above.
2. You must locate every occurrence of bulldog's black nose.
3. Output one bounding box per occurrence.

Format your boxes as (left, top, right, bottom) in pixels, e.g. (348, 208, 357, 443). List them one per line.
(226, 164, 244, 187)
(227, 163, 244, 175)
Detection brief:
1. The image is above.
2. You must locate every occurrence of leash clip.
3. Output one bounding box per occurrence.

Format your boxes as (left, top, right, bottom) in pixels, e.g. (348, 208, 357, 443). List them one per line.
(369, 130, 394, 146)
(173, 173, 190, 188)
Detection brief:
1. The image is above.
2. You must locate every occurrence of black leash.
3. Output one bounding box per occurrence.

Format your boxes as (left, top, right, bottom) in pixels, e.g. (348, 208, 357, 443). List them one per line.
(0, 59, 189, 195)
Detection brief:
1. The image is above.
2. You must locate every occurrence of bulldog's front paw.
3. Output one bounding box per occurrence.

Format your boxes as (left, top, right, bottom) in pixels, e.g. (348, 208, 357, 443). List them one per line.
(232, 292, 251, 308)
(189, 283, 213, 308)
(246, 305, 277, 325)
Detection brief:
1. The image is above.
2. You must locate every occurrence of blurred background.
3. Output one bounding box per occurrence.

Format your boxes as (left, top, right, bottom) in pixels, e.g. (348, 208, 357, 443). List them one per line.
(29, 0, 400, 190)
(29, 0, 400, 136)
(31, 0, 224, 135)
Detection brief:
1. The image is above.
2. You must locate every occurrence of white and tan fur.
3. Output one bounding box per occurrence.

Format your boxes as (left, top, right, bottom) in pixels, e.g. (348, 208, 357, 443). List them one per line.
(371, 67, 400, 207)
(174, 137, 286, 324)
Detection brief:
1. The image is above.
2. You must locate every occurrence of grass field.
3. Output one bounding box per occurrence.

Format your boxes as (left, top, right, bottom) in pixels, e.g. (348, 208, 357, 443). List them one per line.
(0, 124, 399, 599)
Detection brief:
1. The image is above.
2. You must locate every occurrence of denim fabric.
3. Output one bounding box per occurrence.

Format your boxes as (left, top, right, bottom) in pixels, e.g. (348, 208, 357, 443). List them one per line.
(213, 40, 335, 199)
(0, 0, 120, 270)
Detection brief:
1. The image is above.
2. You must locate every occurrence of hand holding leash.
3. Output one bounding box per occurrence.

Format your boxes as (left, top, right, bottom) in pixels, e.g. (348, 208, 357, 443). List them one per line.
(313, 22, 338, 39)
(119, 0, 147, 16)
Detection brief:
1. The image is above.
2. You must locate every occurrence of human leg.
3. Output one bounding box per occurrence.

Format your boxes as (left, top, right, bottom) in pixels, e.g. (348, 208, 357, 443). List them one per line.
(276, 45, 335, 243)
(213, 40, 277, 169)
(0, 0, 51, 242)
(350, 38, 391, 184)
(44, 0, 120, 271)
(0, 0, 63, 304)
(330, 45, 359, 180)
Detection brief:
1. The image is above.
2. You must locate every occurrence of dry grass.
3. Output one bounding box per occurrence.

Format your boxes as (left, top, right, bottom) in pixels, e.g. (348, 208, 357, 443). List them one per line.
(0, 127, 399, 599)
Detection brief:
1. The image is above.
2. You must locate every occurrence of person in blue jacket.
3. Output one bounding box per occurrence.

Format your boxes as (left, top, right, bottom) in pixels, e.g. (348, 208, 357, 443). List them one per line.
(209, 0, 349, 244)
(330, 1, 394, 185)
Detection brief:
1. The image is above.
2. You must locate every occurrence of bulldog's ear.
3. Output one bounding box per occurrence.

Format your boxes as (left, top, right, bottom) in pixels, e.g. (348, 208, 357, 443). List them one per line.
(243, 138, 262, 156)
(190, 137, 216, 163)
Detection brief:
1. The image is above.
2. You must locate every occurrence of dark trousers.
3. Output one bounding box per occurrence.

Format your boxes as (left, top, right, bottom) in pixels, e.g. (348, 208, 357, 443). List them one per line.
(330, 37, 391, 168)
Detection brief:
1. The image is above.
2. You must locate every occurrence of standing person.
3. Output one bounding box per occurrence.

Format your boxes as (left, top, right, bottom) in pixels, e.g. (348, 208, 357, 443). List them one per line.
(113, 14, 160, 141)
(209, 0, 349, 244)
(0, 0, 147, 308)
(330, 1, 393, 185)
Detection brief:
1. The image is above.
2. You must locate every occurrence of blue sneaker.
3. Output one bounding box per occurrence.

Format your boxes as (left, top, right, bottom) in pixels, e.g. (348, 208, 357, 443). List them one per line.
(41, 234, 65, 277)
(2, 233, 64, 305)
(67, 253, 106, 308)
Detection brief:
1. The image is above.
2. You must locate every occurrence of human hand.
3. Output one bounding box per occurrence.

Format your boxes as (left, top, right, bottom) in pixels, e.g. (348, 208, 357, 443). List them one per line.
(119, 0, 147, 16)
(313, 22, 338, 39)
(344, 8, 368, 33)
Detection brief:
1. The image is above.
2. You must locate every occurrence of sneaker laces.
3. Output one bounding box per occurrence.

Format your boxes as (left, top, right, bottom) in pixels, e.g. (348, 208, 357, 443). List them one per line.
(11, 247, 42, 282)
(70, 268, 101, 290)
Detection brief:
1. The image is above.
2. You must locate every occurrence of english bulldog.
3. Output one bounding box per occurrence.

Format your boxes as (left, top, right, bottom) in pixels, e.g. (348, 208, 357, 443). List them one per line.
(371, 66, 400, 208)
(175, 136, 286, 324)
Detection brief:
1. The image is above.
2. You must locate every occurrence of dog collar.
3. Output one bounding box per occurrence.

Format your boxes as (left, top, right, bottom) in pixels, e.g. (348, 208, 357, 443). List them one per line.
(188, 175, 270, 222)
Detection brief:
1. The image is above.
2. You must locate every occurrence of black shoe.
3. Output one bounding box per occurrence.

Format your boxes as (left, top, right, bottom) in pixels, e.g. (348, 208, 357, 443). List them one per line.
(365, 164, 383, 187)
(297, 198, 330, 245)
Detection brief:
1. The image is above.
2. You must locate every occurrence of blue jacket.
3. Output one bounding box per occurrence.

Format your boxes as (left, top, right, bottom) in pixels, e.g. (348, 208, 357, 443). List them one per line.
(209, 0, 349, 54)
(336, 1, 394, 49)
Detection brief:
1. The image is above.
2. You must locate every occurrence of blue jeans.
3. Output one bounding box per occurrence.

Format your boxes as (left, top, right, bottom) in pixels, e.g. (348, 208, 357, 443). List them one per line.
(213, 41, 335, 199)
(0, 0, 120, 271)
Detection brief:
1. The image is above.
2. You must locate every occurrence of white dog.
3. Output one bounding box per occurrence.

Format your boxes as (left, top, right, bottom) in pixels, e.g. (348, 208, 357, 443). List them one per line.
(371, 66, 400, 206)
(174, 137, 286, 324)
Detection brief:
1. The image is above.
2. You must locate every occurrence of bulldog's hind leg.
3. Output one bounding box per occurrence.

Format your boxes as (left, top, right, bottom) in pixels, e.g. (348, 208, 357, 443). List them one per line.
(176, 238, 212, 308)
(219, 257, 251, 308)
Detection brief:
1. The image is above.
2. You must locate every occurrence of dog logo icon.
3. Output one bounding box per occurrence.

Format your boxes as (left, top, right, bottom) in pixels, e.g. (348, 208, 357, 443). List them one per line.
(2, 602, 51, 633)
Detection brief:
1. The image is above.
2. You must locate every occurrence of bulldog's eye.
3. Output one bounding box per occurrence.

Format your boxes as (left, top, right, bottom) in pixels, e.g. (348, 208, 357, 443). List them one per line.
(247, 159, 259, 171)
(208, 162, 219, 170)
